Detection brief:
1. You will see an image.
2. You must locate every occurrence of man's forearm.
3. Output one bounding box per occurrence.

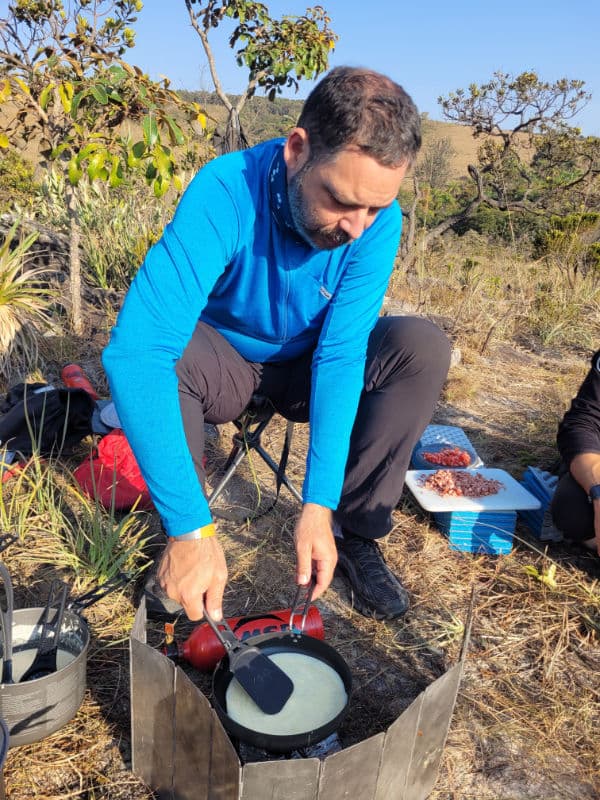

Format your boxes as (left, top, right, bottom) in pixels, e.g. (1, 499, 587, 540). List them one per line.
(569, 452, 600, 494)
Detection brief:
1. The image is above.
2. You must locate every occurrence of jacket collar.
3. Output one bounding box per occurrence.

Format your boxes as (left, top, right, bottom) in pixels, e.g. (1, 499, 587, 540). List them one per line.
(268, 144, 305, 243)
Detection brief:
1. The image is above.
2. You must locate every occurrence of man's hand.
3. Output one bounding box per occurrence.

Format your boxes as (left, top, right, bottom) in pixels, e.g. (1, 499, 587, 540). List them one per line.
(294, 503, 338, 600)
(157, 536, 228, 621)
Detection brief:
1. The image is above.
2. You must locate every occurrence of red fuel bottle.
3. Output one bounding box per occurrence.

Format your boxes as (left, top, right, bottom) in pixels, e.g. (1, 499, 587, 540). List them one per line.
(61, 364, 100, 401)
(163, 606, 324, 672)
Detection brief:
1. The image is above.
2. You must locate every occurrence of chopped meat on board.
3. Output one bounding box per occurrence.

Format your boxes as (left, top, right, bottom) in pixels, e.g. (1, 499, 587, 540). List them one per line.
(420, 470, 503, 497)
(421, 446, 472, 467)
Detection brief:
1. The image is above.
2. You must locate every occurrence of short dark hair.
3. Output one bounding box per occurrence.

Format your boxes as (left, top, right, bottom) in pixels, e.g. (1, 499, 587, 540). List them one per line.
(297, 66, 421, 168)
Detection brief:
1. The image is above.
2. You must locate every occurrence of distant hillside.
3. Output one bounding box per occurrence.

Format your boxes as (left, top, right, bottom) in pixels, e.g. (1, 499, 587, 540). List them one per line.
(0, 89, 482, 184)
(178, 91, 482, 179)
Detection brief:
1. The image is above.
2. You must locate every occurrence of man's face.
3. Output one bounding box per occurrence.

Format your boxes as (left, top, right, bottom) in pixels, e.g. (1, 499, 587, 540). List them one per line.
(285, 137, 408, 251)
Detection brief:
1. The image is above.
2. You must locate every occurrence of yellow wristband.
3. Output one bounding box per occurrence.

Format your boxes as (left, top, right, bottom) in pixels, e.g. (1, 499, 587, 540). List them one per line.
(171, 523, 216, 541)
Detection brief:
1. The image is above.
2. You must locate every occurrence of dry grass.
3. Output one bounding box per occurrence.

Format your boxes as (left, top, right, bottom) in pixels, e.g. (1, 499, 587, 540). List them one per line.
(0, 162, 598, 796)
(2, 336, 600, 797)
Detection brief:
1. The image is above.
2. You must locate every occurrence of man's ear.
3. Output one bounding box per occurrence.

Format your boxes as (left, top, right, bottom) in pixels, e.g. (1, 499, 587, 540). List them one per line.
(284, 128, 311, 178)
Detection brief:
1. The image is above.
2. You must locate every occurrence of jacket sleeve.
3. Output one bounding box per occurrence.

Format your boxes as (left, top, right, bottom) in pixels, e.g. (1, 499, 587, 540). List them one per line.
(102, 166, 240, 536)
(557, 349, 600, 466)
(302, 202, 402, 509)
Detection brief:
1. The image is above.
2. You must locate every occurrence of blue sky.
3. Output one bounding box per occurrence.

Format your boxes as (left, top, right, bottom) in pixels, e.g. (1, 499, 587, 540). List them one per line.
(1, 0, 598, 134)
(129, 0, 600, 136)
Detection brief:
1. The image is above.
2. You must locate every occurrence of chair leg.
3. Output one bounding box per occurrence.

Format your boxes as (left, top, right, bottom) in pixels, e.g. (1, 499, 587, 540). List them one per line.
(253, 443, 303, 503)
(207, 443, 248, 507)
(207, 415, 302, 509)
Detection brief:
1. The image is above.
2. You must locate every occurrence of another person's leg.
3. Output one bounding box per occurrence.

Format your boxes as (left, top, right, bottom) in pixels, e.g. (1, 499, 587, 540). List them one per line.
(262, 315, 451, 619)
(551, 471, 595, 546)
(334, 316, 451, 618)
(337, 316, 451, 537)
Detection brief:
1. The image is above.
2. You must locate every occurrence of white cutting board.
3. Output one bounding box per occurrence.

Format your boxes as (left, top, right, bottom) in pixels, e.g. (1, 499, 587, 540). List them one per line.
(405, 468, 542, 512)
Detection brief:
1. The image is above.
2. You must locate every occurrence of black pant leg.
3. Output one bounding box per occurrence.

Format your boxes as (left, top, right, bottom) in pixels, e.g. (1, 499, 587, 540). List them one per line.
(176, 322, 260, 488)
(336, 316, 451, 539)
(551, 472, 594, 541)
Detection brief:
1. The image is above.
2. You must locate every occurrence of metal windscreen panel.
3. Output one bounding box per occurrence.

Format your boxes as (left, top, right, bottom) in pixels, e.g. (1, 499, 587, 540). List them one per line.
(208, 710, 241, 800)
(317, 733, 384, 800)
(241, 759, 320, 800)
(403, 664, 463, 800)
(130, 635, 176, 797)
(374, 693, 424, 800)
(173, 668, 213, 800)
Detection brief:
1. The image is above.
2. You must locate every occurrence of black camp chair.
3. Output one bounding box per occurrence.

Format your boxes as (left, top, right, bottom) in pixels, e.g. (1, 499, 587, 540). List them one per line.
(207, 395, 302, 510)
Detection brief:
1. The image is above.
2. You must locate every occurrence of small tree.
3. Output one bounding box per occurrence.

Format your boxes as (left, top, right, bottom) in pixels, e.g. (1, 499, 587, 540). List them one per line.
(185, 0, 337, 152)
(402, 71, 599, 265)
(0, 0, 206, 333)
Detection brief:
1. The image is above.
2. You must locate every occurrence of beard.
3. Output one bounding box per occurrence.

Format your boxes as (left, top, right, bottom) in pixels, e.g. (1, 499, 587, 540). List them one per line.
(288, 164, 350, 250)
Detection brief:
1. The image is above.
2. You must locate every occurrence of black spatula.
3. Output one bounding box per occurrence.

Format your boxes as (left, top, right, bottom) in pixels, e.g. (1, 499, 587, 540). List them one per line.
(204, 612, 293, 714)
(20, 580, 68, 682)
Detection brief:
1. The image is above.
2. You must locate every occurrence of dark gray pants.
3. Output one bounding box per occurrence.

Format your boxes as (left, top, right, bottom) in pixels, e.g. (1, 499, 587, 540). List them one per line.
(551, 471, 594, 542)
(176, 316, 451, 539)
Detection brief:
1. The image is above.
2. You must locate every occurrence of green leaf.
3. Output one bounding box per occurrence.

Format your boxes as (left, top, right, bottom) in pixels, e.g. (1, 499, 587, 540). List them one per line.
(58, 83, 72, 113)
(68, 158, 83, 185)
(39, 83, 54, 110)
(153, 176, 168, 198)
(154, 146, 173, 180)
(90, 84, 109, 104)
(108, 65, 127, 82)
(87, 151, 107, 180)
(132, 141, 146, 159)
(79, 142, 101, 159)
(142, 115, 159, 148)
(70, 90, 85, 118)
(108, 155, 123, 188)
(165, 115, 185, 146)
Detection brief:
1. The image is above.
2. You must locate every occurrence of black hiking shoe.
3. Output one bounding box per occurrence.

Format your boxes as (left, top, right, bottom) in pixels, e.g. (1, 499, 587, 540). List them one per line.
(143, 571, 184, 622)
(335, 533, 409, 620)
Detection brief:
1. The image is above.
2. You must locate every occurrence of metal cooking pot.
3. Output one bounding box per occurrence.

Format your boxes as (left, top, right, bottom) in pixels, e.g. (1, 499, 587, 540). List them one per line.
(0, 717, 8, 799)
(0, 606, 88, 747)
(212, 631, 352, 753)
(0, 573, 128, 747)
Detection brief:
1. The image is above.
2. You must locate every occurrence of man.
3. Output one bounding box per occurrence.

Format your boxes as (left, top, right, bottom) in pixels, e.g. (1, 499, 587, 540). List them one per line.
(551, 348, 600, 554)
(103, 66, 451, 623)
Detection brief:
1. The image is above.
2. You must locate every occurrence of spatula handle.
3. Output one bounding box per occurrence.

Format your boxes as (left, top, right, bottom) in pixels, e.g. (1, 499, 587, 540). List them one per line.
(203, 611, 240, 654)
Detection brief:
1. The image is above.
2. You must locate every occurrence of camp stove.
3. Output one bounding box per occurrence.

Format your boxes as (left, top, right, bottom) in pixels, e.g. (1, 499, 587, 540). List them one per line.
(130, 597, 473, 800)
(237, 731, 342, 764)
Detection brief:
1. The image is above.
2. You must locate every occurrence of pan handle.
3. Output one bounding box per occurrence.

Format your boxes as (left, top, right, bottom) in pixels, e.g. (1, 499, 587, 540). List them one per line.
(67, 572, 130, 613)
(289, 577, 315, 636)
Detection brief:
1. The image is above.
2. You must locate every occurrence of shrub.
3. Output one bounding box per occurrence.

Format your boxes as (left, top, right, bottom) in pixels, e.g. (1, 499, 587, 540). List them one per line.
(0, 150, 37, 213)
(0, 221, 56, 379)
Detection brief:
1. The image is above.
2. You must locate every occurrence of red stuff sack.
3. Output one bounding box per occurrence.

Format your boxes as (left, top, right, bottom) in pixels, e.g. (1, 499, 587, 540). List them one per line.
(73, 429, 153, 511)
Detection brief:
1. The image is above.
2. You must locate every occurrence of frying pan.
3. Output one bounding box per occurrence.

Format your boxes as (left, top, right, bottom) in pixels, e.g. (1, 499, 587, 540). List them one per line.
(212, 630, 352, 753)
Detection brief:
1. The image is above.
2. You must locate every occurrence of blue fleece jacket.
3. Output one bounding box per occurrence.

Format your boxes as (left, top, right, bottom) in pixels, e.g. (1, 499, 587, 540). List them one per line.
(103, 139, 401, 536)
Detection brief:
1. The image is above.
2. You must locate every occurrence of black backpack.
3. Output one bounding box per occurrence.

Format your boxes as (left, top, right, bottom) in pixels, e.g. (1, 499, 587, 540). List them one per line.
(0, 383, 94, 456)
